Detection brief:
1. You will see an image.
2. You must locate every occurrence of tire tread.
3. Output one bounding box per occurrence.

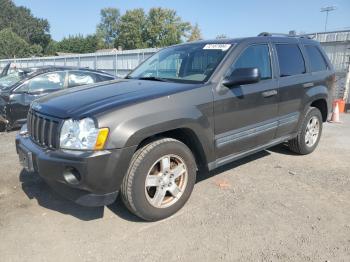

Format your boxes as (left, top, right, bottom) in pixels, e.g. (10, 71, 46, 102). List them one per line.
(288, 106, 322, 155)
(121, 138, 180, 220)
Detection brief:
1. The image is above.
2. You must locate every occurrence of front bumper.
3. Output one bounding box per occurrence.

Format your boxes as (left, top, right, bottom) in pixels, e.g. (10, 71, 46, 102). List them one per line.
(15, 129, 137, 207)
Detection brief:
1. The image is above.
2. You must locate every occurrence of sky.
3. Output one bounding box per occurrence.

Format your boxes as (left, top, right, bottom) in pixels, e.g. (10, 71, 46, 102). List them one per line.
(14, 0, 350, 41)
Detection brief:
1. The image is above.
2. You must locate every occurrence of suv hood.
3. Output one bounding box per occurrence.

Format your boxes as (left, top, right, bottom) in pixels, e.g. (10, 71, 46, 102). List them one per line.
(34, 79, 199, 119)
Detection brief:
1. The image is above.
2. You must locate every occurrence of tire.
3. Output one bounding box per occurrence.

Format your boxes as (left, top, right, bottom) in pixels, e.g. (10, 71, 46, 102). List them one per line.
(288, 107, 323, 155)
(121, 138, 197, 221)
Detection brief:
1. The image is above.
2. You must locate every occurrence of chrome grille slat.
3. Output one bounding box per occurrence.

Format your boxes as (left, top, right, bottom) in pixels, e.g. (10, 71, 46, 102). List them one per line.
(27, 112, 32, 134)
(48, 120, 53, 147)
(28, 109, 61, 149)
(41, 119, 47, 145)
(35, 116, 40, 141)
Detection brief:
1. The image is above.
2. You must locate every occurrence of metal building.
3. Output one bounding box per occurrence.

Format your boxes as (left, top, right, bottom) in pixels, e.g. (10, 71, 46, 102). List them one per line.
(306, 30, 350, 102)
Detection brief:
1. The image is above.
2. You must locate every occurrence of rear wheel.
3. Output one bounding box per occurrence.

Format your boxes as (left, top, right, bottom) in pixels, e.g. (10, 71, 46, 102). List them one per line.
(121, 138, 196, 221)
(288, 107, 323, 155)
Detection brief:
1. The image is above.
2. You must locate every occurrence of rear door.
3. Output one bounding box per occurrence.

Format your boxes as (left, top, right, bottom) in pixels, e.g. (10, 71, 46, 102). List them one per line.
(213, 42, 279, 162)
(272, 41, 310, 137)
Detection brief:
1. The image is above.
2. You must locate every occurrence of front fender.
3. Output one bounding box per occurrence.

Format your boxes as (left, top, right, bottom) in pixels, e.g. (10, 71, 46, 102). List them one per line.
(96, 86, 215, 162)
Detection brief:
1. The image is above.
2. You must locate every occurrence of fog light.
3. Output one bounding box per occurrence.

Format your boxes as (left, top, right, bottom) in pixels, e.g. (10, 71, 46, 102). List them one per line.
(63, 167, 81, 185)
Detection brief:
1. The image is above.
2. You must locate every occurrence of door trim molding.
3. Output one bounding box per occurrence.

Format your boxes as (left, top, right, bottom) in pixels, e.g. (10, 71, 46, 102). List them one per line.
(209, 135, 293, 170)
(215, 112, 299, 148)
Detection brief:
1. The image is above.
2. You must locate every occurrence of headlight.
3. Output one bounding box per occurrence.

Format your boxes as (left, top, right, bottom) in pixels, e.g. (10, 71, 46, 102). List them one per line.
(59, 118, 109, 150)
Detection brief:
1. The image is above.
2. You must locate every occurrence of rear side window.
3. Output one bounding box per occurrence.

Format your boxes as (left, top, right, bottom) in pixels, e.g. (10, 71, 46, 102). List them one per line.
(68, 71, 96, 88)
(305, 45, 328, 72)
(275, 44, 306, 77)
(230, 44, 272, 79)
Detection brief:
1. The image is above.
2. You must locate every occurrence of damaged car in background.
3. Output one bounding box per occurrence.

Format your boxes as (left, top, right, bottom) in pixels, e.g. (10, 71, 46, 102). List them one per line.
(0, 66, 116, 131)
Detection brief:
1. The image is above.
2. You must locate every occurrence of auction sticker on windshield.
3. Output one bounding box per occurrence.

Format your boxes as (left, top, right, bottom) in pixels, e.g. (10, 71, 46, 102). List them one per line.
(203, 44, 231, 51)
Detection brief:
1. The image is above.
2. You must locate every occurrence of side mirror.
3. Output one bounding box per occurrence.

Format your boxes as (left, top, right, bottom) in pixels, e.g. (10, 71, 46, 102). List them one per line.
(222, 67, 261, 88)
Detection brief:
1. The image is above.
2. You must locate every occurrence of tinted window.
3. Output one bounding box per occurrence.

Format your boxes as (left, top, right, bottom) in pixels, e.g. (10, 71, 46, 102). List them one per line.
(231, 44, 271, 79)
(68, 71, 96, 87)
(28, 72, 66, 92)
(305, 45, 328, 72)
(276, 44, 306, 77)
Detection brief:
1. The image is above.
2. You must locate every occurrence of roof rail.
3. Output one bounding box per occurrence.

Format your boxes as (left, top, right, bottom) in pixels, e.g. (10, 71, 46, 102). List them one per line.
(258, 31, 312, 39)
(258, 31, 296, 37)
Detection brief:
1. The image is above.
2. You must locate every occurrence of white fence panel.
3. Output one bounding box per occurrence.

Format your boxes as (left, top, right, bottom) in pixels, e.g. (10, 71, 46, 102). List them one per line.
(0, 48, 159, 77)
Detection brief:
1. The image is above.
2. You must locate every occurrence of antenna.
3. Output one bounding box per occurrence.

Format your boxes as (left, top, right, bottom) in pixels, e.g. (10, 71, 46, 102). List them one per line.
(320, 6, 336, 32)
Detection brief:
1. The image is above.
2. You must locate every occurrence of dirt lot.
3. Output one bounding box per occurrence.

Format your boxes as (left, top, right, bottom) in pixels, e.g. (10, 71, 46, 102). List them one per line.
(0, 115, 349, 262)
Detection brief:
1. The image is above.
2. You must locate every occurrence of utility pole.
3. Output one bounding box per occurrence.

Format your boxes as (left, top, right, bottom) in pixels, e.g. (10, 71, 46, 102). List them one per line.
(320, 6, 336, 32)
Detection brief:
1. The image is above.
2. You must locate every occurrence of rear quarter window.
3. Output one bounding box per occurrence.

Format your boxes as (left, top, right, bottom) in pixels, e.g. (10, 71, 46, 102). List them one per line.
(96, 74, 115, 82)
(305, 45, 328, 72)
(275, 44, 306, 77)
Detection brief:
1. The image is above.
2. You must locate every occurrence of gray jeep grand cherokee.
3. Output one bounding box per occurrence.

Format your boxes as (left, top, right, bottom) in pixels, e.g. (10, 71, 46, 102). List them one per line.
(16, 34, 335, 221)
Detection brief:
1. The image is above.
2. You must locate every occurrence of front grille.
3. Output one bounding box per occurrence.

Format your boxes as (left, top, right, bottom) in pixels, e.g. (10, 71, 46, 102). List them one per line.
(27, 110, 61, 149)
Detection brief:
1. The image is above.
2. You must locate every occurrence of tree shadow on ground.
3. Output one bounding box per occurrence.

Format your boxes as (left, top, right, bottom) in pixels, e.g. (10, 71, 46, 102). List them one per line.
(19, 144, 294, 222)
(19, 170, 104, 221)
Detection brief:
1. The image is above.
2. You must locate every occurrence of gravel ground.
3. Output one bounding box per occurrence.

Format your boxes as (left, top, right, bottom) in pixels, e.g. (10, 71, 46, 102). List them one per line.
(0, 115, 349, 262)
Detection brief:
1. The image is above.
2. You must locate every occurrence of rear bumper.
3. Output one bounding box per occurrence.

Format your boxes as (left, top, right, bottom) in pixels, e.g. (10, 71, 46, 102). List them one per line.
(15, 128, 136, 206)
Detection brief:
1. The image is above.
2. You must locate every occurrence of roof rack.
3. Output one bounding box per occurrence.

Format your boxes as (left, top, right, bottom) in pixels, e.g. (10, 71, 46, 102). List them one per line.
(258, 31, 312, 39)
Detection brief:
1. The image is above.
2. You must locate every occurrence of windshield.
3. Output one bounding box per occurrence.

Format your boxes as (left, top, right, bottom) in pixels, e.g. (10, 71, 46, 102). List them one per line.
(128, 43, 233, 83)
(0, 70, 31, 90)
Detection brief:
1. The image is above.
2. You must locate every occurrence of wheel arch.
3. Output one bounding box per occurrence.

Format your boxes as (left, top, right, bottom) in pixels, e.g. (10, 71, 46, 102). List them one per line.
(305, 85, 331, 122)
(310, 98, 328, 122)
(135, 127, 210, 172)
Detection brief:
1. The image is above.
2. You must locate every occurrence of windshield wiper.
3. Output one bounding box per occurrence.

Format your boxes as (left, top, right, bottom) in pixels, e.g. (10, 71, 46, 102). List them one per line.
(136, 76, 169, 82)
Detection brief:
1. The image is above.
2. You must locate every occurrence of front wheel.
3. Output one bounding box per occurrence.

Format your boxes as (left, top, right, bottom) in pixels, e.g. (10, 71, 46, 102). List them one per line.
(121, 138, 196, 221)
(288, 107, 323, 155)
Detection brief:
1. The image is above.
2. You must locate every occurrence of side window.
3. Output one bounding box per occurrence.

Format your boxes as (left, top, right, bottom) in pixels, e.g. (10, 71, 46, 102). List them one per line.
(275, 44, 306, 77)
(68, 71, 95, 87)
(96, 74, 115, 82)
(305, 45, 328, 72)
(28, 72, 66, 92)
(230, 44, 272, 80)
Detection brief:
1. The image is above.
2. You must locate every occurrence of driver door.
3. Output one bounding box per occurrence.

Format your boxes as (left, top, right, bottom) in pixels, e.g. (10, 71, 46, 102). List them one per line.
(10, 71, 67, 123)
(213, 43, 279, 162)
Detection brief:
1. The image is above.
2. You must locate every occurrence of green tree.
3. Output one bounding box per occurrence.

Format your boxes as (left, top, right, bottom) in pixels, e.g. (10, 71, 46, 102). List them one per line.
(44, 40, 59, 56)
(0, 0, 51, 49)
(114, 9, 147, 50)
(188, 23, 202, 42)
(145, 8, 191, 47)
(0, 28, 42, 59)
(56, 34, 98, 54)
(96, 8, 120, 48)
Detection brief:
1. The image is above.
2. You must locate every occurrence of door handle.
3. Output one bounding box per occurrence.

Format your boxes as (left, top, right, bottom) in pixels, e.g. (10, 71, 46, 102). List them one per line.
(262, 90, 278, 98)
(303, 82, 314, 88)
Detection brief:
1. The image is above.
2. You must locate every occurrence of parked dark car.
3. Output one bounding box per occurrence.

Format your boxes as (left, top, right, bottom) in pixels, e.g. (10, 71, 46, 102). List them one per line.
(0, 66, 116, 130)
(16, 34, 335, 221)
